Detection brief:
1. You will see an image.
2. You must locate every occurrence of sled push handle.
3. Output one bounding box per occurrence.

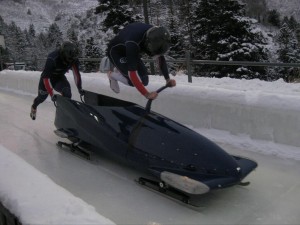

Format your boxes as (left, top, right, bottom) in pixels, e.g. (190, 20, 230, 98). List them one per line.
(52, 90, 86, 108)
(145, 85, 169, 113)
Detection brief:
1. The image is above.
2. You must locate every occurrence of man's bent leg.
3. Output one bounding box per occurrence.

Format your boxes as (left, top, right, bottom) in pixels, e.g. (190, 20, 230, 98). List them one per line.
(31, 79, 49, 120)
(107, 70, 120, 93)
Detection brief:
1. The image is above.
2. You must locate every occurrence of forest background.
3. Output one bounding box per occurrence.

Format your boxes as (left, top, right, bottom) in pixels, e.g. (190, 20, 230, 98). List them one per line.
(0, 0, 300, 81)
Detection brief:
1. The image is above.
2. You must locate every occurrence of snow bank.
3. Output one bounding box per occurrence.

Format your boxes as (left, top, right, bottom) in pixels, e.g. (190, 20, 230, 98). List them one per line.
(0, 145, 115, 225)
(1, 70, 299, 149)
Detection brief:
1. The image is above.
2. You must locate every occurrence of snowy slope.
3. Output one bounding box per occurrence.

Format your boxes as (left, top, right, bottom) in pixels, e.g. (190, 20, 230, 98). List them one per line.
(266, 0, 300, 21)
(1, 0, 299, 33)
(0, 0, 98, 31)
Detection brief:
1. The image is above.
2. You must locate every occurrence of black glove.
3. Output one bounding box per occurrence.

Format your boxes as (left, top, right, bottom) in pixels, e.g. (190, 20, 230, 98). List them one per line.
(51, 95, 57, 102)
(79, 89, 85, 96)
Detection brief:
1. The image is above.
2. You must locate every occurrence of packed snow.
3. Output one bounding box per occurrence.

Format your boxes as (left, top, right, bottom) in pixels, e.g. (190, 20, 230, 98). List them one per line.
(0, 69, 300, 224)
(0, 145, 115, 225)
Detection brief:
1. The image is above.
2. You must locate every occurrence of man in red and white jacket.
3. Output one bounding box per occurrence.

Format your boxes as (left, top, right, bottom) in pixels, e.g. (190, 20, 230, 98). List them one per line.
(106, 22, 176, 100)
(30, 41, 83, 120)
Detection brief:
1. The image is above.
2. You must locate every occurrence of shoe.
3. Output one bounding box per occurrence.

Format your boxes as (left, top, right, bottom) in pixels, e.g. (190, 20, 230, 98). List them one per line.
(30, 107, 36, 120)
(107, 72, 120, 93)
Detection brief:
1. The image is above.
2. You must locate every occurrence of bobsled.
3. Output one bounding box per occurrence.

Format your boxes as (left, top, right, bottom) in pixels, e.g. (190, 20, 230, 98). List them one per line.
(54, 86, 257, 203)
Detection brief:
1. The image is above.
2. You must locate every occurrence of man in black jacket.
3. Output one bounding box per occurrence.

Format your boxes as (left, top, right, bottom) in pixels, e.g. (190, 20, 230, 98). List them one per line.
(30, 41, 83, 120)
(106, 22, 176, 100)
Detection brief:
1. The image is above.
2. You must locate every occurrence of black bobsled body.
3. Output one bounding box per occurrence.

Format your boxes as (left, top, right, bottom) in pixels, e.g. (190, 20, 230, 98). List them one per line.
(54, 90, 257, 195)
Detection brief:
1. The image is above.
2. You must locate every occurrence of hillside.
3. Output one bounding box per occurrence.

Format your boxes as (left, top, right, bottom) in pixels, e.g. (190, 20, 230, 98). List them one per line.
(0, 0, 98, 32)
(0, 0, 299, 34)
(266, 0, 300, 21)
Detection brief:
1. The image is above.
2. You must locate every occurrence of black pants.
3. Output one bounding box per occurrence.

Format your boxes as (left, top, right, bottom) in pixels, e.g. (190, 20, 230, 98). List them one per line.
(108, 48, 149, 86)
(32, 76, 71, 109)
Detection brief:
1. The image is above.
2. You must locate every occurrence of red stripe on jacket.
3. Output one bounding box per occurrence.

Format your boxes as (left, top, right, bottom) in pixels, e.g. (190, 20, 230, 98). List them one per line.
(72, 64, 82, 89)
(43, 78, 53, 96)
(129, 71, 148, 96)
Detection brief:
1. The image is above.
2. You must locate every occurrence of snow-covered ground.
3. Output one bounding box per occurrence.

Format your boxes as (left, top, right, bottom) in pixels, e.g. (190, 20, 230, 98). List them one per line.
(0, 70, 300, 224)
(0, 145, 115, 225)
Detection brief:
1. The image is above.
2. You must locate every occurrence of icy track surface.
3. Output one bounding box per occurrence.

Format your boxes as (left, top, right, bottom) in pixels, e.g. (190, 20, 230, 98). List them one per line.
(0, 90, 300, 224)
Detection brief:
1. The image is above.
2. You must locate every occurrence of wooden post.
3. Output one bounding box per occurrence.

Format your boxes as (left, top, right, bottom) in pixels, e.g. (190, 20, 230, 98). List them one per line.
(185, 50, 192, 83)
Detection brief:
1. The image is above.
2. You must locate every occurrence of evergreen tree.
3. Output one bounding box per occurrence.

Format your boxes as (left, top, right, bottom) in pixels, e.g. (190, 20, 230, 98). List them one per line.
(25, 24, 38, 70)
(0, 17, 9, 69)
(83, 37, 101, 72)
(296, 28, 300, 46)
(288, 16, 298, 31)
(267, 10, 281, 27)
(241, 0, 267, 23)
(177, 0, 198, 51)
(95, 0, 142, 34)
(164, 16, 185, 75)
(28, 24, 36, 38)
(276, 23, 300, 81)
(189, 0, 268, 79)
(0, 17, 13, 64)
(35, 32, 48, 70)
(168, 17, 184, 59)
(47, 23, 63, 50)
(6, 22, 27, 62)
(0, 16, 6, 34)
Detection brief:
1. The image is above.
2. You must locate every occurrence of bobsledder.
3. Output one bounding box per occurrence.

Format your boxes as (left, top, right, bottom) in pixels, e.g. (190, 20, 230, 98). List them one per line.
(53, 85, 257, 206)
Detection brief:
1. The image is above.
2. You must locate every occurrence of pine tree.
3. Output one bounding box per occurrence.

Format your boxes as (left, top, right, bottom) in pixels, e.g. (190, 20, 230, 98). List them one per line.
(276, 23, 300, 81)
(35, 32, 48, 70)
(24, 24, 38, 70)
(47, 23, 63, 50)
(178, 0, 198, 50)
(163, 16, 185, 75)
(189, 0, 268, 79)
(0, 18, 14, 65)
(168, 17, 184, 59)
(241, 0, 267, 23)
(83, 37, 101, 72)
(0, 16, 6, 35)
(281, 16, 299, 31)
(6, 22, 27, 62)
(0, 17, 9, 68)
(95, 0, 142, 34)
(267, 10, 281, 28)
(296, 28, 300, 47)
(29, 24, 36, 38)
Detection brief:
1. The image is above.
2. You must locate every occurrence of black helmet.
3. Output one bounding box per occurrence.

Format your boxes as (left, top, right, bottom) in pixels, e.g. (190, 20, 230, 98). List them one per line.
(145, 26, 171, 56)
(60, 41, 79, 63)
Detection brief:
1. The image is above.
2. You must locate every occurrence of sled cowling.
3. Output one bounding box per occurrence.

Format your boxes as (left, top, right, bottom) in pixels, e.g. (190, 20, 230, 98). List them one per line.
(54, 88, 257, 198)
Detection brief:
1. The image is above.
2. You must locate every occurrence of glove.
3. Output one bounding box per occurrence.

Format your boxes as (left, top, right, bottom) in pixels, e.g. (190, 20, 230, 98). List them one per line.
(145, 92, 158, 100)
(51, 95, 57, 102)
(166, 79, 176, 87)
(79, 89, 85, 96)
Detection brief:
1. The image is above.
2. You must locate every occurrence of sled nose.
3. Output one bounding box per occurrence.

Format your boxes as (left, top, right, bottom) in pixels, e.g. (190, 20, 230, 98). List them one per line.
(233, 155, 258, 179)
(160, 171, 210, 195)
